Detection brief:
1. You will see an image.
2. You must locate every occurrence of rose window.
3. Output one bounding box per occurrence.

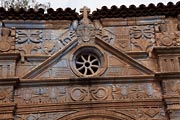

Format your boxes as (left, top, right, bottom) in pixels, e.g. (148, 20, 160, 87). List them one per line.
(75, 53, 100, 76)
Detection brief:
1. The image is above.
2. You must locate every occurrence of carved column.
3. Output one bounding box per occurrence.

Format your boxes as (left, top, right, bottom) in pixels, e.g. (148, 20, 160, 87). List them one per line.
(154, 47, 180, 120)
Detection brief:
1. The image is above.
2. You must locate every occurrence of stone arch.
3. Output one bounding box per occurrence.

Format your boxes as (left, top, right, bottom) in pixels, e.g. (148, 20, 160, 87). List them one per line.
(60, 110, 135, 120)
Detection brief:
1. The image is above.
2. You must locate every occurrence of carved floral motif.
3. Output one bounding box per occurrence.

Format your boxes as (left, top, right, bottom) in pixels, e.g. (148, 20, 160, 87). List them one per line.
(129, 25, 155, 51)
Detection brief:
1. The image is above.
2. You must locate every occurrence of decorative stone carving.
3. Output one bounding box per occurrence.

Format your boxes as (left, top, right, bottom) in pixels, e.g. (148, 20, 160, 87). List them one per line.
(15, 86, 67, 104)
(15, 83, 161, 105)
(15, 111, 76, 120)
(16, 30, 43, 44)
(156, 32, 176, 46)
(113, 27, 131, 51)
(155, 22, 180, 46)
(70, 86, 111, 101)
(0, 25, 15, 52)
(129, 25, 155, 51)
(177, 14, 180, 31)
(112, 83, 161, 100)
(110, 107, 167, 120)
(158, 56, 179, 72)
(0, 86, 13, 103)
(163, 80, 180, 96)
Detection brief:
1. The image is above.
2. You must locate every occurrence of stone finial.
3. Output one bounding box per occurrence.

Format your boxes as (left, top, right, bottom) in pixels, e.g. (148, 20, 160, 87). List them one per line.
(80, 6, 90, 25)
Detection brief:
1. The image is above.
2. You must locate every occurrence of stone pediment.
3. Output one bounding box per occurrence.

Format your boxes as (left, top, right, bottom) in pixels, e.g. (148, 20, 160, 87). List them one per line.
(21, 6, 154, 79)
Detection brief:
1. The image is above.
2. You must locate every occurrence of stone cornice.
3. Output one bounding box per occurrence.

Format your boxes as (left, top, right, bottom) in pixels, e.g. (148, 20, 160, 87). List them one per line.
(16, 100, 163, 114)
(19, 75, 155, 86)
(153, 47, 180, 56)
(0, 53, 20, 60)
(0, 77, 19, 86)
(155, 72, 180, 79)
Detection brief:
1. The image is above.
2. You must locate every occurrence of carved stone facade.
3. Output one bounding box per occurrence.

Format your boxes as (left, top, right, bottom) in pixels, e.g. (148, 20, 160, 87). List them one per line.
(1, 4, 180, 120)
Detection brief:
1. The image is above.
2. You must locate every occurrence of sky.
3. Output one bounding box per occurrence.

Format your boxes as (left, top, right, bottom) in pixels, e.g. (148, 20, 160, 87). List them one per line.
(37, 0, 180, 13)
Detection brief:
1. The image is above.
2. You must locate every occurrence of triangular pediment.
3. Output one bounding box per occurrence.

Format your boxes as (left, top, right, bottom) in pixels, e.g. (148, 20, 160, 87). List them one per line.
(22, 37, 154, 79)
(22, 7, 154, 79)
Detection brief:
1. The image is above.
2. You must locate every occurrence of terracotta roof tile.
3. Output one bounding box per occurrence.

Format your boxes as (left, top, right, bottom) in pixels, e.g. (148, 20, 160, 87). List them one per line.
(0, 2, 180, 20)
(0, 7, 79, 20)
(91, 1, 180, 19)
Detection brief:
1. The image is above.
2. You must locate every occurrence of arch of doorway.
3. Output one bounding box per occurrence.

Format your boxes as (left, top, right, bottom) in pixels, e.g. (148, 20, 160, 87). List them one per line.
(60, 110, 136, 120)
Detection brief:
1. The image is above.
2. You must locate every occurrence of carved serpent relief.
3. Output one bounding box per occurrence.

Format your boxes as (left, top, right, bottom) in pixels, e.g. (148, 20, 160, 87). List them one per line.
(14, 83, 161, 105)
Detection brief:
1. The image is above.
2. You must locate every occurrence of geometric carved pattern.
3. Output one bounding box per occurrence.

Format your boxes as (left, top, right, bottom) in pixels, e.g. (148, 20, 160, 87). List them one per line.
(110, 107, 166, 120)
(14, 83, 162, 105)
(143, 108, 159, 118)
(15, 111, 76, 120)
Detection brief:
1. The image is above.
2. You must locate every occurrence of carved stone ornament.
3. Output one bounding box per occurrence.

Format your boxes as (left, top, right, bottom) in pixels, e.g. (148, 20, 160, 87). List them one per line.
(0, 86, 13, 103)
(0, 25, 15, 52)
(14, 83, 161, 105)
(129, 25, 155, 51)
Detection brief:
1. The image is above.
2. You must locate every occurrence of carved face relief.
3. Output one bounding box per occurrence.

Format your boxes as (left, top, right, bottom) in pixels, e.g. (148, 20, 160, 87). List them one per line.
(77, 25, 95, 42)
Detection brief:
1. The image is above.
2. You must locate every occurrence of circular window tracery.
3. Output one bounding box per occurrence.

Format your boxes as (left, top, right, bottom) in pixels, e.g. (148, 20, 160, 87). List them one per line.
(75, 53, 100, 76)
(70, 45, 107, 77)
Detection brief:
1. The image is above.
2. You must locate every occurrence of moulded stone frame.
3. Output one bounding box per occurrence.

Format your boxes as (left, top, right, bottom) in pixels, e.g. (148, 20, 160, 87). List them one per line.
(69, 44, 108, 77)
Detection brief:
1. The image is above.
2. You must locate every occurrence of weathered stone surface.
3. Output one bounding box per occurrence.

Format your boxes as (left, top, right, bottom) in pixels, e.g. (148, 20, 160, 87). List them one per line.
(1, 4, 180, 120)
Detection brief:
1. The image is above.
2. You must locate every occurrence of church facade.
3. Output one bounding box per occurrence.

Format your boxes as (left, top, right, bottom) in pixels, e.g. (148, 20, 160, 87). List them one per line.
(0, 2, 180, 120)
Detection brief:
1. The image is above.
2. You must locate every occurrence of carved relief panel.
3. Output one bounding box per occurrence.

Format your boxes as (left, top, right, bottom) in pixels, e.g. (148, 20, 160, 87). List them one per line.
(14, 82, 162, 105)
(15, 111, 76, 120)
(113, 27, 131, 51)
(158, 56, 180, 72)
(15, 29, 77, 61)
(129, 25, 155, 52)
(37, 59, 75, 78)
(15, 107, 167, 120)
(0, 86, 14, 104)
(104, 55, 144, 76)
(0, 26, 15, 53)
(0, 60, 16, 78)
(163, 80, 180, 97)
